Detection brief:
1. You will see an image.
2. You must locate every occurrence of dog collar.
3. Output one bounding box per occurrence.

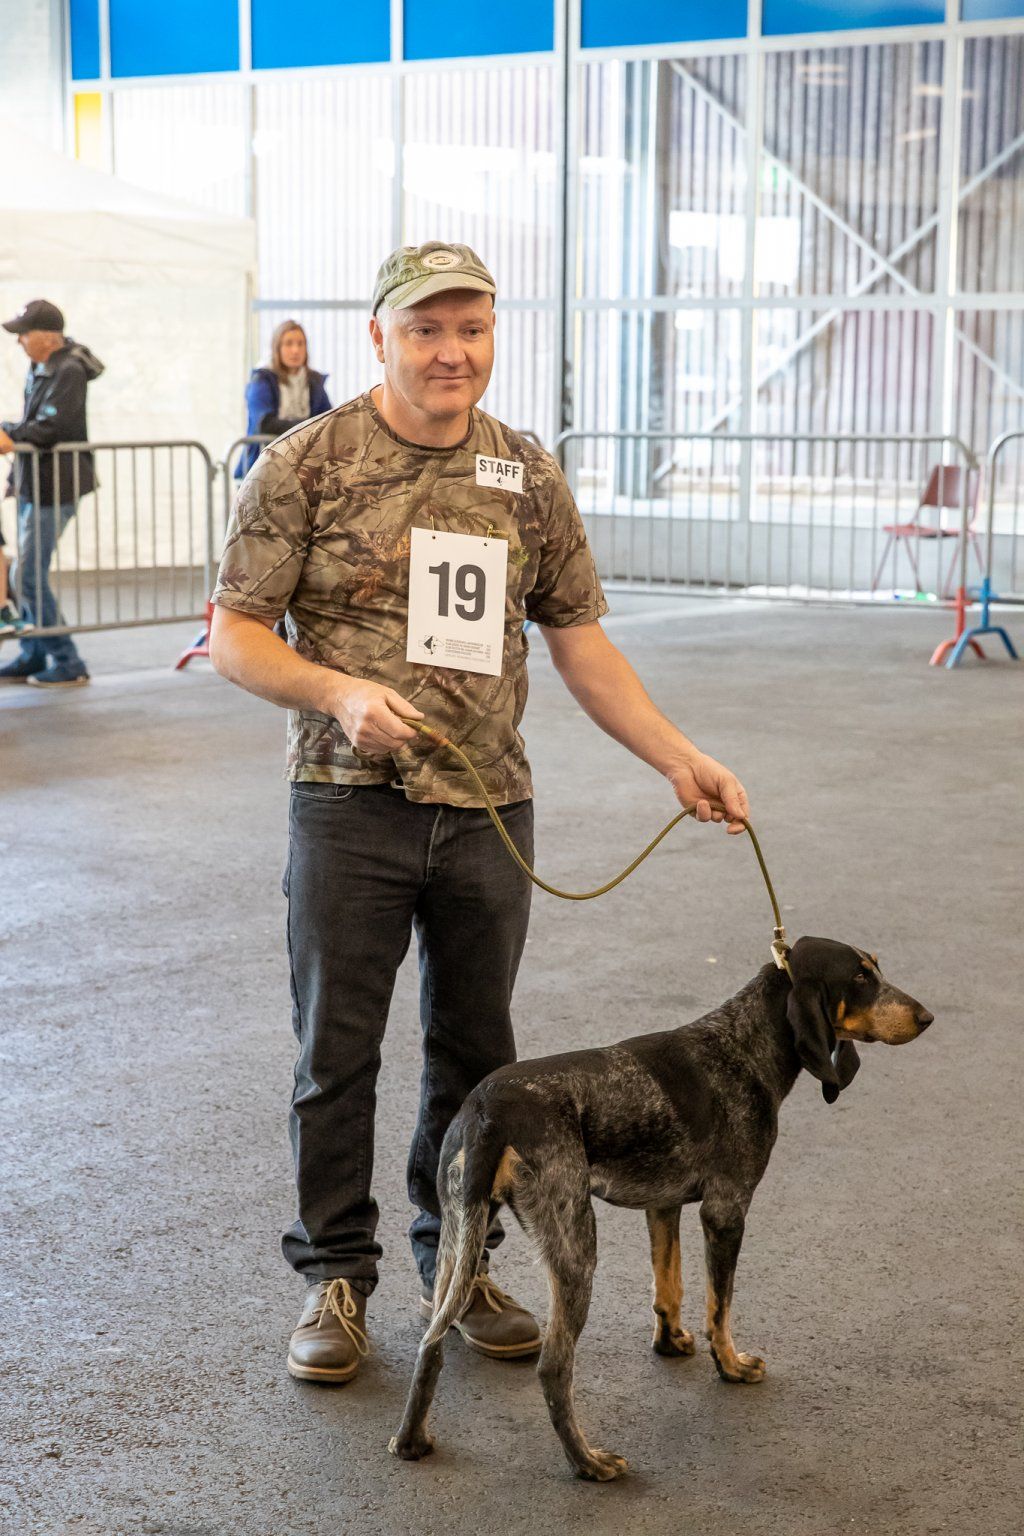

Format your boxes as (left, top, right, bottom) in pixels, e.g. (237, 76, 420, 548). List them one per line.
(771, 928, 794, 979)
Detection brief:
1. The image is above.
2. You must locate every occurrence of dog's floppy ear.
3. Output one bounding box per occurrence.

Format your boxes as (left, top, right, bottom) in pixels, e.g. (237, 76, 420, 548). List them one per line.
(786, 983, 840, 1098)
(822, 1040, 861, 1105)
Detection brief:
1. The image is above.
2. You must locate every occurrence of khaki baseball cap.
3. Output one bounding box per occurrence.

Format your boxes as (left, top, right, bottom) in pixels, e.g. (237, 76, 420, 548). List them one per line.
(372, 242, 496, 315)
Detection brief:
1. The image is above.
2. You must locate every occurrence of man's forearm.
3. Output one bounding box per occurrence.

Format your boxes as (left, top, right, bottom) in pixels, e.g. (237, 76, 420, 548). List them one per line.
(545, 627, 698, 778)
(209, 605, 340, 714)
(209, 605, 424, 758)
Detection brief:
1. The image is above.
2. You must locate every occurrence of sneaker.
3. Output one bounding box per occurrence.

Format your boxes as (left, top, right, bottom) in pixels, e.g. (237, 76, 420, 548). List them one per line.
(0, 603, 33, 638)
(287, 1279, 369, 1384)
(0, 655, 45, 683)
(25, 663, 90, 689)
(419, 1271, 542, 1359)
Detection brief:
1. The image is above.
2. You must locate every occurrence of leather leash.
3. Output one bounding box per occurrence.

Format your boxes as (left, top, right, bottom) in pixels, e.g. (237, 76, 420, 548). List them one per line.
(407, 719, 794, 978)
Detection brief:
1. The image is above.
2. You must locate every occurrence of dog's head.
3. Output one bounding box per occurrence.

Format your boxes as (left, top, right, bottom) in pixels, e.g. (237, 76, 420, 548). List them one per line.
(784, 937, 933, 1104)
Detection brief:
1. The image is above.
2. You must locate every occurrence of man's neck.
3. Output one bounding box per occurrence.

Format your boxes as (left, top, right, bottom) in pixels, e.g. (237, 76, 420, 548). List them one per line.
(37, 337, 65, 366)
(371, 383, 470, 449)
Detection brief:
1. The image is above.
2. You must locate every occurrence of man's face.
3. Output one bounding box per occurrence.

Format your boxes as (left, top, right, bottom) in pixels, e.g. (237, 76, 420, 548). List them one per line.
(18, 330, 61, 365)
(370, 291, 495, 424)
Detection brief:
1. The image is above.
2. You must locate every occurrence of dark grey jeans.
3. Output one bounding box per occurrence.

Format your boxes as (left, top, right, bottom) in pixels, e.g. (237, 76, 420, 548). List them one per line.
(281, 781, 533, 1295)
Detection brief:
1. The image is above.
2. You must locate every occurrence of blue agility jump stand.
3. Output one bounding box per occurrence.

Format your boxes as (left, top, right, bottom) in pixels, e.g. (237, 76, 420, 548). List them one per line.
(945, 577, 1019, 669)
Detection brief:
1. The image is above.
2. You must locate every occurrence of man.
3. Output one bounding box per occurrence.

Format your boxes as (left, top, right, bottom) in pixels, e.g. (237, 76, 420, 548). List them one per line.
(0, 299, 103, 687)
(209, 243, 750, 1386)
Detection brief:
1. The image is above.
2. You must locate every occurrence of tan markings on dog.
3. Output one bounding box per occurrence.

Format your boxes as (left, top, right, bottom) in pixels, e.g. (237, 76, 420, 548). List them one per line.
(837, 1000, 921, 1045)
(706, 1290, 740, 1369)
(836, 1000, 847, 1023)
(647, 1210, 694, 1352)
(651, 1228, 682, 1319)
(491, 1146, 523, 1200)
(705, 1278, 720, 1338)
(706, 1289, 766, 1383)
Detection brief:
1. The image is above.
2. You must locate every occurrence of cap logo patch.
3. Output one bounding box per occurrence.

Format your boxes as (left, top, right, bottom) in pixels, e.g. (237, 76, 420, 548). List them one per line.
(422, 251, 462, 270)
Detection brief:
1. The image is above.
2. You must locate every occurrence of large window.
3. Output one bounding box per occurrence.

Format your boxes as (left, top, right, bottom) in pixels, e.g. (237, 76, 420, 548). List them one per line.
(86, 21, 1024, 456)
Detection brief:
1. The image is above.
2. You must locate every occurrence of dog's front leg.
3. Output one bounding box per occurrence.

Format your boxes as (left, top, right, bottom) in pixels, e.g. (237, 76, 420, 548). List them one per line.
(645, 1204, 695, 1356)
(699, 1199, 765, 1383)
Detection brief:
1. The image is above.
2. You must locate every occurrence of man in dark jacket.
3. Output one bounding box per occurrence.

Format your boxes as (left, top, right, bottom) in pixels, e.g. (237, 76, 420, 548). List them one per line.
(0, 299, 103, 687)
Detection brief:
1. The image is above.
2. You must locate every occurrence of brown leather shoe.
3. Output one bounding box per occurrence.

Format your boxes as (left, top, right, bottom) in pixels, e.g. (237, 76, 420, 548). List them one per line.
(419, 1272, 542, 1359)
(288, 1279, 370, 1383)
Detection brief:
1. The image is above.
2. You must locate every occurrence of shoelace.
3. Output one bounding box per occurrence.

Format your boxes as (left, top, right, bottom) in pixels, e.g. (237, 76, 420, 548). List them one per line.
(313, 1278, 370, 1357)
(468, 1273, 515, 1316)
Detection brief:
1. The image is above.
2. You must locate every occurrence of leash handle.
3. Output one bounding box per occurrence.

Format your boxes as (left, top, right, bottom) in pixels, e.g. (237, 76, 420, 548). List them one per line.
(406, 721, 791, 957)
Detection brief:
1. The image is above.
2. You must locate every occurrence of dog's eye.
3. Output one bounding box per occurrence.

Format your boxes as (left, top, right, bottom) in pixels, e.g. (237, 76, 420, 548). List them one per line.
(853, 971, 869, 983)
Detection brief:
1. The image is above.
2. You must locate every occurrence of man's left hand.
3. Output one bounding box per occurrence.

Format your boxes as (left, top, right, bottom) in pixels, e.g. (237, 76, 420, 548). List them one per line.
(667, 752, 750, 835)
(0, 429, 15, 454)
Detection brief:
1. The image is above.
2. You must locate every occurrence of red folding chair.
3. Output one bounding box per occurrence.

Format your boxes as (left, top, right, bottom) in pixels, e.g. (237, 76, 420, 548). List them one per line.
(871, 464, 985, 597)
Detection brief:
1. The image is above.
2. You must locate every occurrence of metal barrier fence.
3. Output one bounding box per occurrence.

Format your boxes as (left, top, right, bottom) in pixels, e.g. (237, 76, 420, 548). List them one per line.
(219, 435, 273, 539)
(984, 430, 1024, 603)
(3, 441, 215, 638)
(3, 427, 1019, 643)
(554, 431, 983, 605)
(931, 428, 1024, 667)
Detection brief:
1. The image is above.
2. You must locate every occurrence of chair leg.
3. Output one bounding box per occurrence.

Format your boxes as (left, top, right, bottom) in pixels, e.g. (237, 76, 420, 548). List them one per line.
(942, 532, 985, 599)
(943, 536, 972, 599)
(871, 534, 894, 594)
(903, 534, 923, 593)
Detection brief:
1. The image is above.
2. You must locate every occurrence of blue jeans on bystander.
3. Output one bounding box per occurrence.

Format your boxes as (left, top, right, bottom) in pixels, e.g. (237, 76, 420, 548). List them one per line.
(13, 499, 85, 671)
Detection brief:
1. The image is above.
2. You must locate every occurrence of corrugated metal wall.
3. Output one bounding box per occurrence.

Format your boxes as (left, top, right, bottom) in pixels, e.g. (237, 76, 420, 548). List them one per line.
(402, 64, 558, 436)
(103, 37, 1024, 463)
(111, 82, 249, 216)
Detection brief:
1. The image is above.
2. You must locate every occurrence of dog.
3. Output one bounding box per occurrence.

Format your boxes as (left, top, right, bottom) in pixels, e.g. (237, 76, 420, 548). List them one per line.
(388, 936, 933, 1481)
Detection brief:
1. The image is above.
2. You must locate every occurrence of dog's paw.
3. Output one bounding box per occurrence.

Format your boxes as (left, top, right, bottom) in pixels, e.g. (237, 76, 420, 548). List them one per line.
(653, 1325, 696, 1358)
(388, 1430, 435, 1461)
(575, 1447, 629, 1482)
(710, 1344, 766, 1384)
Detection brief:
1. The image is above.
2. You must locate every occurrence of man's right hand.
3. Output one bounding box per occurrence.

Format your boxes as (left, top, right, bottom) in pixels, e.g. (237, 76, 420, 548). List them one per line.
(327, 677, 423, 756)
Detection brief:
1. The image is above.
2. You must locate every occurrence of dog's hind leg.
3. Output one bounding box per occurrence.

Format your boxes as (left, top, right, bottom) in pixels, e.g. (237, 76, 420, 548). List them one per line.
(700, 1198, 765, 1384)
(389, 1331, 447, 1460)
(390, 1148, 490, 1462)
(388, 1247, 458, 1461)
(645, 1204, 695, 1357)
(526, 1179, 628, 1482)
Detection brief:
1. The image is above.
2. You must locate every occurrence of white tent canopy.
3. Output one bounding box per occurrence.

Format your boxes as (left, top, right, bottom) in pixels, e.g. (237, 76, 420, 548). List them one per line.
(0, 124, 256, 456)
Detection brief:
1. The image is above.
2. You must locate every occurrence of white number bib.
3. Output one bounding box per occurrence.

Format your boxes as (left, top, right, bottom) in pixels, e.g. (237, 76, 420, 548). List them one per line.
(406, 527, 508, 677)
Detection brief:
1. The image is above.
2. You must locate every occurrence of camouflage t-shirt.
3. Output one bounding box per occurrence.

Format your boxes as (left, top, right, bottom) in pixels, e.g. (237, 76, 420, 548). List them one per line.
(211, 391, 607, 806)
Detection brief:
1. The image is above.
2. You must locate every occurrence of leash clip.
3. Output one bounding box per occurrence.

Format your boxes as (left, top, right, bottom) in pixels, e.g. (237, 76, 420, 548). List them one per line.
(770, 926, 791, 973)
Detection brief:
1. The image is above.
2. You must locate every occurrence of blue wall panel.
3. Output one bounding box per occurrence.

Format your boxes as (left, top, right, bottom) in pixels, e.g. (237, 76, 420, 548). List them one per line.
(961, 1, 1024, 18)
(109, 0, 240, 77)
(404, 0, 554, 59)
(581, 1, 747, 48)
(69, 0, 101, 80)
(253, 0, 390, 68)
(762, 0, 944, 33)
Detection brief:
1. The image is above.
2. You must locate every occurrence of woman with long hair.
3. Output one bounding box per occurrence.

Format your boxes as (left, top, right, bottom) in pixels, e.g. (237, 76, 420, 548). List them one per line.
(238, 320, 331, 475)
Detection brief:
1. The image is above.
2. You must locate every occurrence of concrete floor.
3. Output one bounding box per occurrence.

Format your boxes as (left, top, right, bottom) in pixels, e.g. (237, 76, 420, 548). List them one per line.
(1, 598, 1021, 1536)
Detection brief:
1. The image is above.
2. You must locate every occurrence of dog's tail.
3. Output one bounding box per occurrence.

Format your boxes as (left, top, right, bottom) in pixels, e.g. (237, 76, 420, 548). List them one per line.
(421, 1120, 518, 1349)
